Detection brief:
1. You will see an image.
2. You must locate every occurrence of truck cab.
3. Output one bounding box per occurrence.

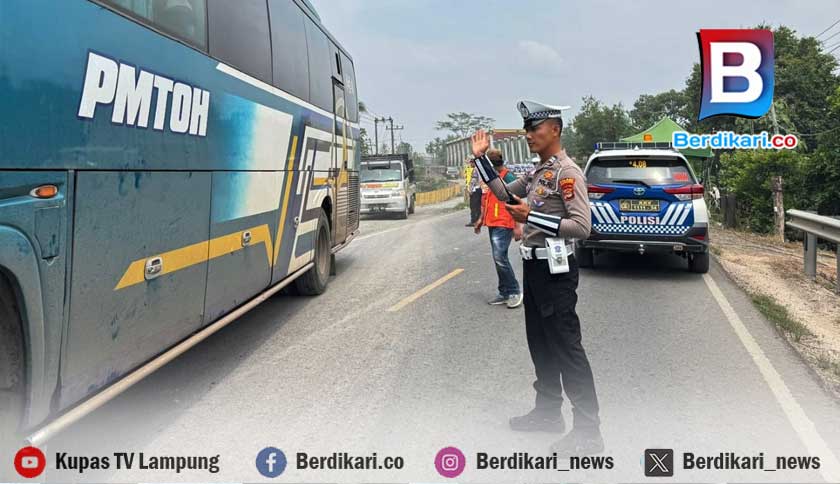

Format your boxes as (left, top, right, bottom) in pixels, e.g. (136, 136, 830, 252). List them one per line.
(359, 154, 416, 219)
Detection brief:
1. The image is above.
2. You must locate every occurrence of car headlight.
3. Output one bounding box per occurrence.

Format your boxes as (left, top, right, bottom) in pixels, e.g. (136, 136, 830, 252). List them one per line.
(393, 189, 405, 196)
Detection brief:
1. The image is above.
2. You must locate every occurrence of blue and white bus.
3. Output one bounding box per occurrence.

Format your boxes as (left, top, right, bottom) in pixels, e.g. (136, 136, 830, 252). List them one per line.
(0, 0, 360, 444)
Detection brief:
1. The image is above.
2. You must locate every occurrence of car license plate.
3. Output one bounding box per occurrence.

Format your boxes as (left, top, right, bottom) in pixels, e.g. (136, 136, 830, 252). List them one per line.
(619, 199, 660, 212)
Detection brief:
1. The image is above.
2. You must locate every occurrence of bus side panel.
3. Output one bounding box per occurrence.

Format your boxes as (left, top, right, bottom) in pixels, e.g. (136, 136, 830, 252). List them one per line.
(0, 172, 69, 427)
(60, 171, 211, 409)
(203, 172, 283, 323)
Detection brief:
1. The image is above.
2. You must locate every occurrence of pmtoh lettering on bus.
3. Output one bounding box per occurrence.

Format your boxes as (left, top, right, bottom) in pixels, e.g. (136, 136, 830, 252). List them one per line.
(77, 52, 210, 137)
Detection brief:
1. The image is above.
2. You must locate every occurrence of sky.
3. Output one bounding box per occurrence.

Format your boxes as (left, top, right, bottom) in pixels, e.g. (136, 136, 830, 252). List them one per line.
(310, 0, 840, 152)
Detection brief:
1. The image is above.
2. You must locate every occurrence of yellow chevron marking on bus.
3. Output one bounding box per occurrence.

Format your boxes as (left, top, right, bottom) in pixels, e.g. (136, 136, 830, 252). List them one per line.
(208, 224, 273, 264)
(114, 224, 273, 291)
(273, 135, 298, 265)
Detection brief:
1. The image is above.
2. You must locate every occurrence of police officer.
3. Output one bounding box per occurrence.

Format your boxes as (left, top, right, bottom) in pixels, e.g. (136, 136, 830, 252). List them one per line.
(469, 100, 603, 454)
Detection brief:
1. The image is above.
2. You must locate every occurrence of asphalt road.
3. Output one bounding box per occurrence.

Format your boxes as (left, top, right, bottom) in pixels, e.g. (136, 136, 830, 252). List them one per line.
(37, 200, 840, 483)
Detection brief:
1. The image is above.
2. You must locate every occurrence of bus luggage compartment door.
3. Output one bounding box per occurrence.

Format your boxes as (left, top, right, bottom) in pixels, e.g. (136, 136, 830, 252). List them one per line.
(60, 171, 211, 409)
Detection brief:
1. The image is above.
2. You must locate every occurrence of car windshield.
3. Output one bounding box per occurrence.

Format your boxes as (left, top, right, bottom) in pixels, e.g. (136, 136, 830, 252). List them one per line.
(360, 168, 402, 182)
(587, 157, 694, 186)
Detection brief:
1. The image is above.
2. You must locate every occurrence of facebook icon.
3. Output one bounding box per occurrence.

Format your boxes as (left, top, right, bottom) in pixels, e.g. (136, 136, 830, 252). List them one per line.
(256, 447, 287, 478)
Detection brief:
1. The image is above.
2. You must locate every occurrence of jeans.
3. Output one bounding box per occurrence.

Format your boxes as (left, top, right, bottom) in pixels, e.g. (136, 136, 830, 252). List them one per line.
(489, 227, 520, 297)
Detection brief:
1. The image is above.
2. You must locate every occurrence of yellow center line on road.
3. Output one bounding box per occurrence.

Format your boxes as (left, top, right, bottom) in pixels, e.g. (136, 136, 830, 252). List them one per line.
(387, 268, 464, 312)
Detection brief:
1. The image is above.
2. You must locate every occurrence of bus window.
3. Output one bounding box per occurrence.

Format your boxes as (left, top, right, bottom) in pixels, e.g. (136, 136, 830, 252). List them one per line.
(304, 17, 332, 111)
(267, 0, 310, 100)
(208, 0, 272, 83)
(101, 0, 207, 49)
(340, 52, 358, 122)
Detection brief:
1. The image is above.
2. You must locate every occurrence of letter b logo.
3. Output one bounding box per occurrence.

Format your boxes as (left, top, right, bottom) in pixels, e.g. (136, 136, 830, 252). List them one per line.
(698, 29, 774, 120)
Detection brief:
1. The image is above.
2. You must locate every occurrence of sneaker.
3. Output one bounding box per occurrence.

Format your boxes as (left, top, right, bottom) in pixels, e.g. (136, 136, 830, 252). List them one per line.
(506, 293, 523, 308)
(487, 294, 507, 305)
(549, 428, 604, 455)
(509, 408, 566, 433)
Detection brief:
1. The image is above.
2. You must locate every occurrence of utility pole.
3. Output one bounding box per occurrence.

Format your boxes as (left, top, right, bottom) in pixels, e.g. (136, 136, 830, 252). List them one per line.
(373, 117, 384, 155)
(385, 117, 404, 154)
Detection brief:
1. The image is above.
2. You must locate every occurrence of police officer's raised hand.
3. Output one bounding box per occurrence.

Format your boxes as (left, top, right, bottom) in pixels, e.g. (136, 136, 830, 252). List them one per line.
(471, 129, 490, 157)
(505, 195, 531, 223)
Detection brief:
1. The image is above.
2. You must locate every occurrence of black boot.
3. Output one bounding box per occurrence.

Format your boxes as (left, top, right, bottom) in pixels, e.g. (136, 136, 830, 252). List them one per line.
(549, 427, 604, 455)
(509, 408, 565, 433)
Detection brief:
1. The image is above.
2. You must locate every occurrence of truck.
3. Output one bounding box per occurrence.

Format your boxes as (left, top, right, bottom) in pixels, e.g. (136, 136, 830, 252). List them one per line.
(360, 154, 417, 219)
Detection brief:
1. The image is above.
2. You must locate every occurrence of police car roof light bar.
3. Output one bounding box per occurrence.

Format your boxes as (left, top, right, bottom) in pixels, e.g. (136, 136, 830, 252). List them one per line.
(594, 141, 674, 151)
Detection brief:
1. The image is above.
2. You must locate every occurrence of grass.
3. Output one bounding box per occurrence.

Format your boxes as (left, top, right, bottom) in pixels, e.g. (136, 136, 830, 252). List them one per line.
(815, 353, 840, 378)
(709, 245, 722, 257)
(749, 293, 813, 342)
(452, 201, 469, 211)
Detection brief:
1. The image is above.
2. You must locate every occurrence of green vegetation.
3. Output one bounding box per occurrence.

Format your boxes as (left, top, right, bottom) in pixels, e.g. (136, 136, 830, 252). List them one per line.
(815, 353, 840, 378)
(749, 293, 812, 342)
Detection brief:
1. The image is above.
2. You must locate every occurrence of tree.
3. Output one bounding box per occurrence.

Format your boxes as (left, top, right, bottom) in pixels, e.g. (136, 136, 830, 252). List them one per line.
(358, 128, 372, 156)
(718, 149, 810, 233)
(567, 96, 634, 160)
(629, 89, 690, 130)
(396, 141, 413, 156)
(425, 135, 456, 164)
(435, 112, 494, 139)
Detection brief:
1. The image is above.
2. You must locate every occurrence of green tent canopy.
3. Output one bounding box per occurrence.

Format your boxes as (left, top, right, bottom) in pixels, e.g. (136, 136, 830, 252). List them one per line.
(622, 117, 713, 161)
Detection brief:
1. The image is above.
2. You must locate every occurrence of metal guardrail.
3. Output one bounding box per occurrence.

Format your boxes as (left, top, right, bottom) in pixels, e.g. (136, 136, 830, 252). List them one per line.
(786, 209, 840, 294)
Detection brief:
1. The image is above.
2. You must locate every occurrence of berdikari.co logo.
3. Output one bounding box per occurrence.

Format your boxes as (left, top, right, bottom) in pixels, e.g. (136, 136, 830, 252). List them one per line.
(672, 28, 798, 150)
(697, 29, 774, 120)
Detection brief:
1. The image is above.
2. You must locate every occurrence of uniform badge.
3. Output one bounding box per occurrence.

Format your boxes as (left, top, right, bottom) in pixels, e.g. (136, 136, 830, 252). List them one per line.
(535, 185, 547, 197)
(531, 199, 545, 208)
(560, 177, 575, 201)
(542, 171, 555, 181)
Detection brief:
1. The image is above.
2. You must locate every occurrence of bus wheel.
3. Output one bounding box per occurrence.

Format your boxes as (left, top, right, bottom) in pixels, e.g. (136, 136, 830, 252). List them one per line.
(0, 274, 25, 452)
(294, 210, 331, 295)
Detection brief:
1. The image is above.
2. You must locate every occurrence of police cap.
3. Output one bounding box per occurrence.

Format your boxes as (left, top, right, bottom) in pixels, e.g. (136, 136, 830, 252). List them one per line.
(517, 100, 570, 130)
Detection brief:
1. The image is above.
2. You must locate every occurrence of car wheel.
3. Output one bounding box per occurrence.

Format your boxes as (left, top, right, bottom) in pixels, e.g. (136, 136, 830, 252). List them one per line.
(688, 251, 710, 273)
(0, 274, 25, 453)
(294, 210, 332, 295)
(575, 246, 594, 268)
(398, 198, 408, 219)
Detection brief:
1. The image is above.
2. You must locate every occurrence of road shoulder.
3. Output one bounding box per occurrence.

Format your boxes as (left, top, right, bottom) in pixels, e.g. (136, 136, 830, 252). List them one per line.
(711, 225, 840, 400)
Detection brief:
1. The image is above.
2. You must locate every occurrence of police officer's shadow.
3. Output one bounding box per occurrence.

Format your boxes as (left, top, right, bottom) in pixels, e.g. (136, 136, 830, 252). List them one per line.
(581, 251, 702, 281)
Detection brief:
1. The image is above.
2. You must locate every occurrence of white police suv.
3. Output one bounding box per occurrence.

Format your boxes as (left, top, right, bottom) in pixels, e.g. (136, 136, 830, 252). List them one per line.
(576, 142, 710, 273)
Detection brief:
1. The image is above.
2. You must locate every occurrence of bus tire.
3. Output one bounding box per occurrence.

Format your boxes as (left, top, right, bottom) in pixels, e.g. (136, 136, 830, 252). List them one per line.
(294, 210, 331, 295)
(688, 251, 710, 273)
(0, 274, 25, 451)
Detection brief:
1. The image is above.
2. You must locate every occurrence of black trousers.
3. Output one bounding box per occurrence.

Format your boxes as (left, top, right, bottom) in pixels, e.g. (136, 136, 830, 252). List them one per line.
(469, 190, 482, 224)
(522, 255, 600, 430)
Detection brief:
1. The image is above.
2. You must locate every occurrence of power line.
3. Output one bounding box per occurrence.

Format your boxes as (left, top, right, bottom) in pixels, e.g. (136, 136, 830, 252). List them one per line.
(821, 29, 840, 44)
(816, 17, 840, 38)
(828, 42, 840, 54)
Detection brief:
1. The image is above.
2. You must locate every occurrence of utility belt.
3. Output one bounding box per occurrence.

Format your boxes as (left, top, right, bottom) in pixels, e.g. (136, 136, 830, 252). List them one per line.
(520, 238, 575, 274)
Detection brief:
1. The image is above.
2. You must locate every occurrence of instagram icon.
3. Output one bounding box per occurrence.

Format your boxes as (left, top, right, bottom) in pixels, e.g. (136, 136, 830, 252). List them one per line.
(434, 446, 465, 478)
